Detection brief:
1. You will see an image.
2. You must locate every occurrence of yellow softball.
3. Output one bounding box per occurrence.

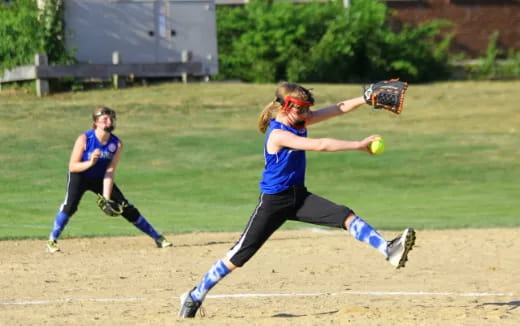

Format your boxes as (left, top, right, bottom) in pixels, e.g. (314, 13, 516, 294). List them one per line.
(369, 137, 385, 155)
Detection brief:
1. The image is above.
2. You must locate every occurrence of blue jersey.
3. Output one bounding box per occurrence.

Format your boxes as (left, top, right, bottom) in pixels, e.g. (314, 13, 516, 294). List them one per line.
(259, 119, 307, 194)
(80, 129, 120, 179)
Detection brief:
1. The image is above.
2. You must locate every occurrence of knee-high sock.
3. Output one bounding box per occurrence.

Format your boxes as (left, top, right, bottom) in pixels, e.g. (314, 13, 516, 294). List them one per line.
(133, 216, 160, 240)
(348, 216, 388, 257)
(49, 211, 70, 241)
(190, 260, 231, 303)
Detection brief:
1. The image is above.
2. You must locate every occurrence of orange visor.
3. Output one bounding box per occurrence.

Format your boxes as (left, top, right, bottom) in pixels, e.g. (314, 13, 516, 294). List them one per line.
(278, 96, 314, 112)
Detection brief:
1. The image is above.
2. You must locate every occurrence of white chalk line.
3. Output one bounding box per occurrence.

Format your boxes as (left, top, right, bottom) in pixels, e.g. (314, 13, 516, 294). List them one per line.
(207, 290, 516, 299)
(0, 297, 145, 306)
(1, 291, 515, 306)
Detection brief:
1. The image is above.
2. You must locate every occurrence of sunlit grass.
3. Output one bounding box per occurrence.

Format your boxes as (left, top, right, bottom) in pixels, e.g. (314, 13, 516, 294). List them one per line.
(0, 81, 519, 239)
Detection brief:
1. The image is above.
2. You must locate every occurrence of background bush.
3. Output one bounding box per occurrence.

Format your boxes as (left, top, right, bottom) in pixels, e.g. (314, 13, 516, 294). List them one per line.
(459, 31, 520, 80)
(216, 0, 453, 83)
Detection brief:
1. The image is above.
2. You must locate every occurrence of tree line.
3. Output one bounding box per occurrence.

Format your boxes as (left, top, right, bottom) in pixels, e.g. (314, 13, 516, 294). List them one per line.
(1, 0, 518, 85)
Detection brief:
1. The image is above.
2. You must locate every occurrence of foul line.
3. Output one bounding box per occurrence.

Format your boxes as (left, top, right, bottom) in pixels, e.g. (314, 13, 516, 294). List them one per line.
(207, 290, 516, 299)
(1, 290, 515, 306)
(0, 297, 145, 306)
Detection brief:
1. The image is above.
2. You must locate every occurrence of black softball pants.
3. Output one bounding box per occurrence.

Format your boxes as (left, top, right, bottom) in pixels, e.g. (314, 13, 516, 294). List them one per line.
(59, 172, 141, 222)
(226, 184, 353, 267)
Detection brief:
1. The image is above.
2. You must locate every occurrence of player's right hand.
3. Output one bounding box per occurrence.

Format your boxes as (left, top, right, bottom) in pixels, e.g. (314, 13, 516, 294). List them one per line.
(359, 135, 380, 153)
(90, 149, 101, 166)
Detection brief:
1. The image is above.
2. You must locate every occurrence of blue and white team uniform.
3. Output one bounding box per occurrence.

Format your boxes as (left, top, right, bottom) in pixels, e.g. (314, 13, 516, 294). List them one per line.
(226, 119, 352, 267)
(49, 129, 163, 244)
(81, 129, 120, 178)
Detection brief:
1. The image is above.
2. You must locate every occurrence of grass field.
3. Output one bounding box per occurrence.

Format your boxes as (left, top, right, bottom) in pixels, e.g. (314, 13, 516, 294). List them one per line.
(0, 81, 519, 240)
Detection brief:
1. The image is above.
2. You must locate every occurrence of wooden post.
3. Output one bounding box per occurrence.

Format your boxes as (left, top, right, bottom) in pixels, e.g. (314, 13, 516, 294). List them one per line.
(181, 50, 192, 84)
(112, 51, 125, 89)
(35, 53, 50, 97)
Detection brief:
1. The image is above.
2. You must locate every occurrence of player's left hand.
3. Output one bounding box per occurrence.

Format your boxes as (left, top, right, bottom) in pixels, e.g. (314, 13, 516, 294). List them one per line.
(96, 194, 126, 216)
(363, 79, 408, 114)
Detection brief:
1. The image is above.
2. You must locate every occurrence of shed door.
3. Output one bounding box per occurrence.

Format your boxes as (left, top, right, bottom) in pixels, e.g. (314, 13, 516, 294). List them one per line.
(159, 1, 218, 74)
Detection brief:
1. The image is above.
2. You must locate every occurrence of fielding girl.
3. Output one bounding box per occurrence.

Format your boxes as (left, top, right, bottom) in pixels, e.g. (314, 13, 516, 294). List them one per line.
(46, 106, 172, 252)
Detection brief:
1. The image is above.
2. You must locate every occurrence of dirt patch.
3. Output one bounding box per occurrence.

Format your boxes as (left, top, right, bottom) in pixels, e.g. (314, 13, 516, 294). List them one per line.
(1, 229, 518, 325)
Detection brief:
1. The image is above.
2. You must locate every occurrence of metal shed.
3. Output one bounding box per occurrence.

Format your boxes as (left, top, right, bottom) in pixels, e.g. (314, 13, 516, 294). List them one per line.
(64, 0, 219, 76)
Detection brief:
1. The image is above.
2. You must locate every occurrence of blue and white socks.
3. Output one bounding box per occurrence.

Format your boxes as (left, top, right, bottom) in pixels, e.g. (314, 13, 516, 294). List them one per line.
(50, 212, 162, 243)
(49, 211, 70, 241)
(189, 217, 387, 304)
(133, 216, 161, 240)
(348, 216, 388, 257)
(190, 260, 231, 303)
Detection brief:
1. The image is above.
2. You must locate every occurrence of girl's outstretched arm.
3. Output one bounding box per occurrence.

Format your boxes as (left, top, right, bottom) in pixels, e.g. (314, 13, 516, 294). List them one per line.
(307, 96, 366, 125)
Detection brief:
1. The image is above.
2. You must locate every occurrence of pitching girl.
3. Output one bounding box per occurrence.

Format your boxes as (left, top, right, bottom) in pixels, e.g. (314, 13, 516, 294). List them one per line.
(179, 82, 416, 317)
(46, 106, 172, 252)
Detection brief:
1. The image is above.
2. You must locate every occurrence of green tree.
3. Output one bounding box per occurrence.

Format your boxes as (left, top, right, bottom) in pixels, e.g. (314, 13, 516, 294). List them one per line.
(0, 0, 44, 73)
(40, 0, 73, 65)
(217, 0, 338, 82)
(0, 0, 72, 75)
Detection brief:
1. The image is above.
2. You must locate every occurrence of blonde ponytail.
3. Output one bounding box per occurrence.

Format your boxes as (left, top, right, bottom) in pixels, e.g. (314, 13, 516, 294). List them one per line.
(258, 100, 280, 133)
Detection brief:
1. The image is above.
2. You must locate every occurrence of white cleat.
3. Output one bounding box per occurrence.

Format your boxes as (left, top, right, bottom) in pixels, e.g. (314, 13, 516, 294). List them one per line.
(155, 235, 173, 248)
(46, 240, 60, 253)
(387, 228, 416, 269)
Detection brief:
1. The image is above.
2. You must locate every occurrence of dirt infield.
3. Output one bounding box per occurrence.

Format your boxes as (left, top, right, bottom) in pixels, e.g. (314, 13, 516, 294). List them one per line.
(1, 229, 518, 325)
